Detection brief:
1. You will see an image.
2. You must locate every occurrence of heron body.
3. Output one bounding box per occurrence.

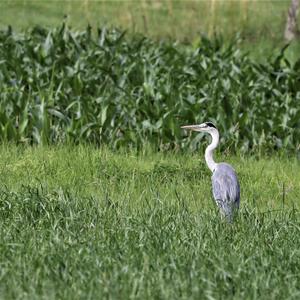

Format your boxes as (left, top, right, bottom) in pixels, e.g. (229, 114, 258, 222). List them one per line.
(212, 163, 240, 220)
(181, 122, 240, 221)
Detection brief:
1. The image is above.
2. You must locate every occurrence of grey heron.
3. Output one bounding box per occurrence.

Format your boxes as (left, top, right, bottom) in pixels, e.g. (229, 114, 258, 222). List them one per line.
(181, 122, 240, 221)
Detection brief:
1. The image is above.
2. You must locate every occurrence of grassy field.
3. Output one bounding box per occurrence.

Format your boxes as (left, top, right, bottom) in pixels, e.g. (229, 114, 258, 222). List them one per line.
(0, 145, 299, 299)
(0, 1, 299, 299)
(0, 1, 293, 40)
(0, 0, 300, 60)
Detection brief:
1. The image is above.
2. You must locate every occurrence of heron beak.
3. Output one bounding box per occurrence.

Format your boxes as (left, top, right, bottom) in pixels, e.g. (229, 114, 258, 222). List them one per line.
(181, 125, 203, 131)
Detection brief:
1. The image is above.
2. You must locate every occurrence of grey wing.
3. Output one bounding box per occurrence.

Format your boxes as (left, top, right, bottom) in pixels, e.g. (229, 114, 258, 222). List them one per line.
(212, 164, 240, 218)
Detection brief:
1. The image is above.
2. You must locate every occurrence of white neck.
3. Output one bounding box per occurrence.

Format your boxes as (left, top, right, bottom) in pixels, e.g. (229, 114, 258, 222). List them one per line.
(205, 129, 219, 172)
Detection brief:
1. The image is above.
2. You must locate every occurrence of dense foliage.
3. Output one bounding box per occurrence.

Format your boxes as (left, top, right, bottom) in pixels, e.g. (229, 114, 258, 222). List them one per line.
(0, 24, 300, 152)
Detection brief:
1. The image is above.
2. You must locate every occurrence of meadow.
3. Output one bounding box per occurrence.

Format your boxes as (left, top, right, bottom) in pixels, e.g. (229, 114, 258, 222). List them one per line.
(0, 145, 299, 299)
(1, 0, 300, 61)
(0, 1, 300, 299)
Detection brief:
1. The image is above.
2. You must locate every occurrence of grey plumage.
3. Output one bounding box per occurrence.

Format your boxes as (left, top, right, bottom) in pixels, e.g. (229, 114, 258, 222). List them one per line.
(212, 163, 240, 221)
(181, 122, 241, 221)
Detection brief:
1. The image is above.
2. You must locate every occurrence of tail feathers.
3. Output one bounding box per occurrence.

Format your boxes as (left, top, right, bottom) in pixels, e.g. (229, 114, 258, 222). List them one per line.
(215, 199, 239, 222)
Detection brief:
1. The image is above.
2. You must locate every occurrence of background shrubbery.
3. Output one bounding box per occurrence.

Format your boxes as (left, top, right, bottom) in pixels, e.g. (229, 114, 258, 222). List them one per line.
(1, 24, 300, 152)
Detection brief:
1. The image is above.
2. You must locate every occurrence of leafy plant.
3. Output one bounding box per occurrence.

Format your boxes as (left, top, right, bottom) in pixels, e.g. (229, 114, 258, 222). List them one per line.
(0, 24, 299, 152)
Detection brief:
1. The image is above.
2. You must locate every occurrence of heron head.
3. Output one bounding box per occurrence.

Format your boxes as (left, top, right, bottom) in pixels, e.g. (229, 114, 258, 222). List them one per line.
(181, 122, 217, 133)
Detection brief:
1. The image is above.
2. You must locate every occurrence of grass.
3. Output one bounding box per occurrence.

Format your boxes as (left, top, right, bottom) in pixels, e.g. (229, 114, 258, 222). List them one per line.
(0, 0, 300, 60)
(0, 2, 299, 298)
(0, 145, 299, 299)
(0, 1, 293, 41)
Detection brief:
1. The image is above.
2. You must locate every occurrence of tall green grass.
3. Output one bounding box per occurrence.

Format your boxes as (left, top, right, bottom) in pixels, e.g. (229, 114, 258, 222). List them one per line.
(1, 2, 300, 64)
(0, 25, 300, 152)
(0, 145, 299, 299)
(0, 1, 295, 45)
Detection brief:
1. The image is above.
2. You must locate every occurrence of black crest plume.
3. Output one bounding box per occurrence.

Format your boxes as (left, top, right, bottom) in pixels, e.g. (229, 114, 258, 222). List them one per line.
(205, 122, 216, 129)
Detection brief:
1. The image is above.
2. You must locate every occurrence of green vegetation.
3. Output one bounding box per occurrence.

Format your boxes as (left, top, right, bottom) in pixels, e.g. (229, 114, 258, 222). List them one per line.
(0, 0, 290, 41)
(1, 0, 300, 61)
(0, 25, 300, 152)
(0, 1, 295, 43)
(0, 145, 299, 299)
(0, 2, 299, 299)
